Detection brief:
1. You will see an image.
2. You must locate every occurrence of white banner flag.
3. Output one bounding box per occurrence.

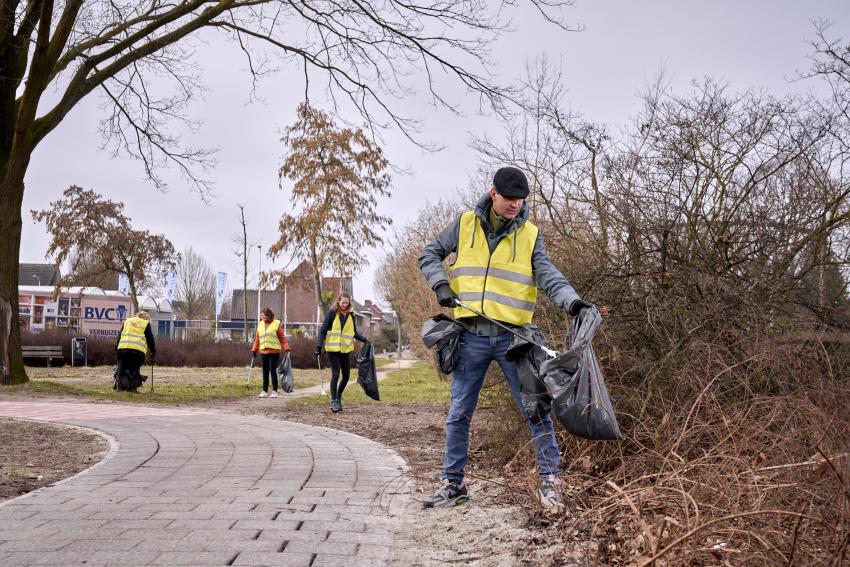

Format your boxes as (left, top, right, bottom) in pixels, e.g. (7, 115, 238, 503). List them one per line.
(166, 271, 176, 304)
(215, 272, 228, 317)
(118, 272, 130, 295)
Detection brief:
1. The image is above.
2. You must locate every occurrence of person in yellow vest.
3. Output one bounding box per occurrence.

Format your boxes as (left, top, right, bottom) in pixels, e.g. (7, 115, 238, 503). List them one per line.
(114, 310, 156, 392)
(251, 308, 290, 398)
(418, 166, 596, 512)
(315, 292, 369, 413)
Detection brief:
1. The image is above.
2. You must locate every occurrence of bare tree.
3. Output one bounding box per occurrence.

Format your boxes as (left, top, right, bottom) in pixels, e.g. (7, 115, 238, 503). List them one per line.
(31, 185, 178, 312)
(269, 103, 392, 313)
(234, 204, 250, 343)
(174, 247, 215, 321)
(0, 0, 576, 384)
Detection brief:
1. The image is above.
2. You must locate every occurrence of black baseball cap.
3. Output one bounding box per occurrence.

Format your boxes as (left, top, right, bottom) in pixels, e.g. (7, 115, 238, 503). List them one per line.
(493, 167, 529, 198)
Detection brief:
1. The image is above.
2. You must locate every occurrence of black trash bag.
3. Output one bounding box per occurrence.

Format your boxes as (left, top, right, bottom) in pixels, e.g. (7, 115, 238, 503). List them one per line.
(356, 342, 380, 401)
(112, 363, 146, 391)
(540, 307, 623, 440)
(421, 314, 465, 374)
(112, 364, 126, 391)
(277, 351, 294, 393)
(506, 325, 553, 423)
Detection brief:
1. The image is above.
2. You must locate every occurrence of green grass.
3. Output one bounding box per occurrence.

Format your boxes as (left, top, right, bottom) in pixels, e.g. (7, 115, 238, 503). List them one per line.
(9, 378, 261, 405)
(289, 362, 450, 407)
(374, 358, 395, 368)
(13, 365, 323, 405)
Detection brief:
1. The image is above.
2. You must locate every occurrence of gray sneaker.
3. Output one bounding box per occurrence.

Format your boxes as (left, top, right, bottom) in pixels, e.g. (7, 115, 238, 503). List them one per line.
(423, 479, 468, 508)
(537, 475, 566, 513)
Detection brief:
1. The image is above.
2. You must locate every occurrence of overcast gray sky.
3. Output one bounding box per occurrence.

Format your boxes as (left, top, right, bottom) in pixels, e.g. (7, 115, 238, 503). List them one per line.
(20, 0, 849, 313)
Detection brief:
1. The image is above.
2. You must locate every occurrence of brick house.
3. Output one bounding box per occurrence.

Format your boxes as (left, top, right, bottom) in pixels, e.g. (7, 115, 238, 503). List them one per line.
(230, 261, 354, 330)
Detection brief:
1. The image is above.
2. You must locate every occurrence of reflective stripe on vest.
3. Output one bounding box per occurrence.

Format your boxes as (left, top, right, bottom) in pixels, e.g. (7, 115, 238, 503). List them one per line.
(258, 319, 282, 351)
(324, 313, 355, 353)
(118, 317, 149, 354)
(450, 210, 539, 325)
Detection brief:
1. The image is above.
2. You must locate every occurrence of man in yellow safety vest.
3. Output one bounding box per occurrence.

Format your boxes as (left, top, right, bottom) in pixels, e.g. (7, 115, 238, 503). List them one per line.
(114, 310, 156, 392)
(418, 166, 595, 512)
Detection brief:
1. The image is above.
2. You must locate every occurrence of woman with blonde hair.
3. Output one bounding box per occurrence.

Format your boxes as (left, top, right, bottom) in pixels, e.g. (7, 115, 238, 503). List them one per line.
(315, 292, 369, 412)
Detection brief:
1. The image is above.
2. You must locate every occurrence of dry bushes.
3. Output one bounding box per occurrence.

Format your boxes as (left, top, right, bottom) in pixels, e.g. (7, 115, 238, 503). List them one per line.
(378, 38, 850, 564)
(21, 329, 320, 368)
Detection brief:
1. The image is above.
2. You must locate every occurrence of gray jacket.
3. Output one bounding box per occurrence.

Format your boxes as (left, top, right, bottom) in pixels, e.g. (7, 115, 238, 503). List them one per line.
(418, 192, 582, 311)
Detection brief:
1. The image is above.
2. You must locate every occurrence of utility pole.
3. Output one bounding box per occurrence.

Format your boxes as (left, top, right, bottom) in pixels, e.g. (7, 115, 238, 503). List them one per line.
(257, 244, 262, 325)
(395, 309, 402, 369)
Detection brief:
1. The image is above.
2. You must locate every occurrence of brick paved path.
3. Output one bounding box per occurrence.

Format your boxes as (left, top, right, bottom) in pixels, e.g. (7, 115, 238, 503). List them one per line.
(0, 402, 409, 566)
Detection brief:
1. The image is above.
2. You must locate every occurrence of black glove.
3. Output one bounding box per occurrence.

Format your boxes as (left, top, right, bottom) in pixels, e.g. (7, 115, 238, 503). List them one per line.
(434, 282, 458, 308)
(252, 351, 257, 360)
(150, 351, 156, 360)
(569, 298, 594, 317)
(315, 346, 322, 358)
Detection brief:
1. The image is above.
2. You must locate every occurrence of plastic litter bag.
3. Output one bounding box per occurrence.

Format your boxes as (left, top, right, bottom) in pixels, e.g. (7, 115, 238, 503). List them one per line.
(113, 362, 146, 391)
(506, 325, 552, 423)
(540, 307, 623, 440)
(421, 314, 465, 374)
(277, 351, 294, 393)
(356, 342, 380, 400)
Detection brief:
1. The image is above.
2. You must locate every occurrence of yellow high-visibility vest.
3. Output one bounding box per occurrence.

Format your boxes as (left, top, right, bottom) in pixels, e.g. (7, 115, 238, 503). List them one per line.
(324, 312, 355, 353)
(117, 317, 149, 354)
(450, 210, 539, 325)
(258, 319, 282, 351)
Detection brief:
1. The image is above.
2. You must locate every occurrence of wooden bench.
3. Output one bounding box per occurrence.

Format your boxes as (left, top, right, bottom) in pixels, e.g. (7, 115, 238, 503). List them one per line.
(22, 346, 64, 366)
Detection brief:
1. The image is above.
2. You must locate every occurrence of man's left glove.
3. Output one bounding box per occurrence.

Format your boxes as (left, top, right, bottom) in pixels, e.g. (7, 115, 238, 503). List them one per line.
(569, 298, 594, 317)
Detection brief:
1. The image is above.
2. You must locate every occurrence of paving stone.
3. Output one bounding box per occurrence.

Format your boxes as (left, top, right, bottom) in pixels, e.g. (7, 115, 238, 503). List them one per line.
(312, 554, 387, 567)
(0, 402, 411, 567)
(231, 551, 314, 566)
(150, 551, 238, 565)
(282, 540, 358, 555)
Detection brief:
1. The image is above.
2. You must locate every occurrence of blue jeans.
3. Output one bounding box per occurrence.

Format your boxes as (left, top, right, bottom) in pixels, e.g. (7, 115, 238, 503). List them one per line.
(442, 331, 561, 483)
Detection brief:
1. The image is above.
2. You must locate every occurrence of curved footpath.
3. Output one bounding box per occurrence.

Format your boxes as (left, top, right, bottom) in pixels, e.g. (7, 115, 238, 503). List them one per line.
(0, 401, 409, 567)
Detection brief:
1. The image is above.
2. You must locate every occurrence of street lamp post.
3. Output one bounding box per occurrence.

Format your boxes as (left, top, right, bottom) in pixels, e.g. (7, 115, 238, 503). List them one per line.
(392, 309, 401, 369)
(32, 275, 41, 286)
(256, 244, 262, 324)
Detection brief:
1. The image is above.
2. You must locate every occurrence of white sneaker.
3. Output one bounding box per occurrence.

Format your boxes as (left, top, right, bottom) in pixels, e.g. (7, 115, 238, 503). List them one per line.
(257, 391, 268, 398)
(270, 390, 279, 398)
(537, 475, 567, 514)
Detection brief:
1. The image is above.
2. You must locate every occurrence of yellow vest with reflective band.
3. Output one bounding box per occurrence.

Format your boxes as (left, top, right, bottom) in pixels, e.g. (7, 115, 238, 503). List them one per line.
(118, 317, 149, 354)
(258, 319, 282, 351)
(324, 312, 355, 353)
(450, 210, 539, 325)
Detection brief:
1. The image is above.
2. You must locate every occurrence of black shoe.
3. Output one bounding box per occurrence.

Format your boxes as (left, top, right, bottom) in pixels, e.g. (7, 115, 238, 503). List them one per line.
(423, 479, 468, 508)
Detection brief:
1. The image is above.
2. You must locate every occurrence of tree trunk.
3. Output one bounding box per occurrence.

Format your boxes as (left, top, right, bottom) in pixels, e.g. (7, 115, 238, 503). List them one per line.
(309, 242, 325, 317)
(128, 278, 139, 313)
(0, 165, 30, 385)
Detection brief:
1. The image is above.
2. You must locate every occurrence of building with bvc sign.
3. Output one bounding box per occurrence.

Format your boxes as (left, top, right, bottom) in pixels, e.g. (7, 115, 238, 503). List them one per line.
(18, 265, 173, 337)
(80, 295, 131, 338)
(19, 285, 131, 337)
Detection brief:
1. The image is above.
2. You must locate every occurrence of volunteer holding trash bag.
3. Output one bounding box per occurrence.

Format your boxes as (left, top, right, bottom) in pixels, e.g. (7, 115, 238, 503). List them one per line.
(418, 166, 596, 512)
(316, 292, 369, 413)
(251, 308, 290, 398)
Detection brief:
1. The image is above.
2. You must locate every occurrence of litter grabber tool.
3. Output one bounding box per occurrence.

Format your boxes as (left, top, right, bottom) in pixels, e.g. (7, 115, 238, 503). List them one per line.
(150, 356, 155, 394)
(317, 355, 327, 396)
(454, 300, 559, 358)
(246, 354, 255, 387)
